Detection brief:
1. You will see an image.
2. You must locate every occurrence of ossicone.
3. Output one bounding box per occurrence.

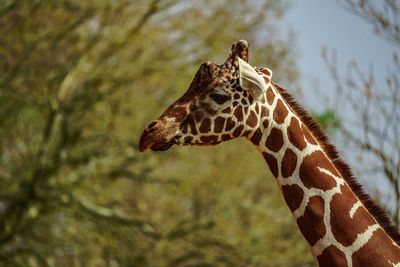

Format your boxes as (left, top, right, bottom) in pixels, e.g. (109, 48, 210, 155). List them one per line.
(225, 39, 249, 65)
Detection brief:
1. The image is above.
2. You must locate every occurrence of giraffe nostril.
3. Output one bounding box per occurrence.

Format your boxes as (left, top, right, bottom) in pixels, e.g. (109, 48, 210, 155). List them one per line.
(147, 121, 158, 130)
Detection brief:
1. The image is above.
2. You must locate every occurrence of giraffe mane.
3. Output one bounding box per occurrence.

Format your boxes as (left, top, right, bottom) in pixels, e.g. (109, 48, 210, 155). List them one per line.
(272, 81, 400, 246)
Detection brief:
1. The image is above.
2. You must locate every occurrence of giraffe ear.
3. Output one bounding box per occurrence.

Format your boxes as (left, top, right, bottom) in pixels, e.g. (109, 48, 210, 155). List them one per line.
(238, 57, 270, 99)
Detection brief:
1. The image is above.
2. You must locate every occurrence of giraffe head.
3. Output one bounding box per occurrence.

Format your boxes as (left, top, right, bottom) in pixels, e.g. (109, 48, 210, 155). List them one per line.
(139, 40, 272, 152)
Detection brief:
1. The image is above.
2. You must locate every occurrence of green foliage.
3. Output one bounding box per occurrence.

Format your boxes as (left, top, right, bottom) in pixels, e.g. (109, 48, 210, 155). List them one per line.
(0, 0, 313, 266)
(311, 110, 341, 135)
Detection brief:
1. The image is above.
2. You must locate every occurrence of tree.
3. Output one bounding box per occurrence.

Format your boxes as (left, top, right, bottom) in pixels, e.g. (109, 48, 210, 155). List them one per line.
(322, 0, 400, 227)
(0, 0, 313, 266)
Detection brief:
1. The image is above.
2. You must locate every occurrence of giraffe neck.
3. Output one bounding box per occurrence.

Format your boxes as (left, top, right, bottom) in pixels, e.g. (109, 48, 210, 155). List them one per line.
(247, 82, 400, 266)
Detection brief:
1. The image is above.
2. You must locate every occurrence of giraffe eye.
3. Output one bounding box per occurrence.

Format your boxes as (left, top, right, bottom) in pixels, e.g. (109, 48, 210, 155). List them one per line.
(210, 91, 231, 105)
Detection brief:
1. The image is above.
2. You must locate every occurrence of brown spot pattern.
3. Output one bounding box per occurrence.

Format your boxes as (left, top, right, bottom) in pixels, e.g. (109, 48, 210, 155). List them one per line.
(297, 196, 326, 246)
(200, 135, 218, 143)
(273, 99, 288, 124)
(221, 134, 231, 141)
(265, 127, 284, 152)
(352, 228, 400, 267)
(260, 94, 266, 104)
(317, 246, 347, 267)
(287, 117, 306, 151)
(263, 120, 269, 129)
(241, 98, 247, 105)
(281, 148, 297, 178)
(260, 106, 269, 118)
(262, 69, 271, 76)
(330, 185, 376, 247)
(302, 125, 317, 145)
(172, 106, 187, 121)
(225, 118, 235, 131)
(180, 121, 188, 134)
(184, 136, 193, 144)
(222, 107, 231, 114)
(243, 130, 251, 137)
(255, 103, 260, 114)
(263, 76, 270, 84)
(234, 106, 243, 121)
(299, 151, 338, 190)
(266, 86, 275, 105)
(282, 184, 304, 212)
(233, 125, 244, 137)
(248, 94, 253, 103)
(246, 110, 258, 128)
(199, 118, 211, 133)
(250, 128, 262, 146)
(188, 116, 197, 135)
(214, 117, 225, 133)
(263, 152, 278, 178)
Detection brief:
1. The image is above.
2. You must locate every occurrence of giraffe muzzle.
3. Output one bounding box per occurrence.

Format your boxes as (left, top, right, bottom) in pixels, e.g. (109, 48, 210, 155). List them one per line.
(138, 120, 180, 152)
(138, 133, 179, 152)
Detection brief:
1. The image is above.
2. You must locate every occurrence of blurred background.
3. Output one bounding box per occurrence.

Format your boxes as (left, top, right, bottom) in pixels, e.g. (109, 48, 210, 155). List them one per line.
(0, 0, 399, 266)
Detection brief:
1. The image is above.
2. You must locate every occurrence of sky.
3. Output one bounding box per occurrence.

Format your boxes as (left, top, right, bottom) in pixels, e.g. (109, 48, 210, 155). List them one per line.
(284, 0, 400, 111)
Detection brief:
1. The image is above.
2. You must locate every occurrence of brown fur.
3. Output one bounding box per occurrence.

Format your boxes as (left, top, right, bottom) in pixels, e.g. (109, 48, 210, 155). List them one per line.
(297, 195, 326, 246)
(281, 148, 297, 178)
(265, 127, 284, 152)
(282, 184, 304, 212)
(273, 99, 289, 124)
(352, 228, 400, 266)
(317, 245, 347, 266)
(299, 150, 338, 190)
(263, 152, 278, 178)
(330, 185, 376, 246)
(272, 81, 400, 245)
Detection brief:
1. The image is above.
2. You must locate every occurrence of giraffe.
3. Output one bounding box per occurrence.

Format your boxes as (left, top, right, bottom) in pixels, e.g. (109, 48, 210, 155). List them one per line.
(138, 40, 400, 266)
